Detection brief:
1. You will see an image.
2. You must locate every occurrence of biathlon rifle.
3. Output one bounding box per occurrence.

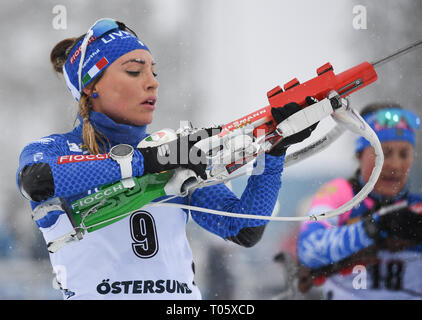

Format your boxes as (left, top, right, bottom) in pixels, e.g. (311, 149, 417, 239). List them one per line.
(41, 40, 422, 253)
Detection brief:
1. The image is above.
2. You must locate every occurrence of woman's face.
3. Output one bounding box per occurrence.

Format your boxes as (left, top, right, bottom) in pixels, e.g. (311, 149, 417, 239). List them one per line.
(86, 49, 159, 126)
(359, 141, 414, 197)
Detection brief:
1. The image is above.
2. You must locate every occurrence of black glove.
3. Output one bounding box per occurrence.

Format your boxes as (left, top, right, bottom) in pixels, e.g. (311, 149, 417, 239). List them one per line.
(379, 207, 422, 241)
(362, 214, 383, 241)
(363, 206, 422, 242)
(267, 96, 319, 156)
(138, 127, 221, 180)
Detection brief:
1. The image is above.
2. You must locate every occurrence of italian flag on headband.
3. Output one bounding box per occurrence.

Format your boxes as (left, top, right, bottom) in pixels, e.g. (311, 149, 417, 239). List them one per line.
(82, 57, 109, 85)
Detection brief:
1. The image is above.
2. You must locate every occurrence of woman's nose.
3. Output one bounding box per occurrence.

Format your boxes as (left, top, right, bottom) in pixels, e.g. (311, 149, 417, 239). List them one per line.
(145, 72, 159, 91)
(384, 153, 402, 173)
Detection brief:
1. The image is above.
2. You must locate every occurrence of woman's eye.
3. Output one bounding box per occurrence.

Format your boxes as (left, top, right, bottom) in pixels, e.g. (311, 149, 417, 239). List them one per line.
(382, 148, 392, 158)
(400, 150, 410, 159)
(153, 72, 158, 78)
(126, 70, 140, 76)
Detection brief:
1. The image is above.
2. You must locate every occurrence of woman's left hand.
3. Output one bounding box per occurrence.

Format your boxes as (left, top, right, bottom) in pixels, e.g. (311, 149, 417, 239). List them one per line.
(267, 96, 319, 156)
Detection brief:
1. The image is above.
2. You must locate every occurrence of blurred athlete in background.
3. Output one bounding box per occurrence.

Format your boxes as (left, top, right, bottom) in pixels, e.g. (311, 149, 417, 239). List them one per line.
(297, 102, 422, 299)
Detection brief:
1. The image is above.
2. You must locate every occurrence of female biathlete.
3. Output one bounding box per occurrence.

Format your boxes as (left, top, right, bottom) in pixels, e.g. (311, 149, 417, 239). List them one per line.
(16, 18, 317, 300)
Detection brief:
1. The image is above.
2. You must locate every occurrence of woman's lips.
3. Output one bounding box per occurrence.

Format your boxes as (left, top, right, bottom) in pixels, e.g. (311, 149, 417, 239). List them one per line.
(380, 176, 401, 183)
(140, 98, 156, 111)
(141, 103, 155, 111)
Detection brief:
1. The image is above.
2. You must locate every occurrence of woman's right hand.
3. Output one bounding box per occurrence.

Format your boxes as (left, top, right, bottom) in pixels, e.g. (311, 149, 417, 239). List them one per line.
(363, 205, 422, 243)
(138, 127, 221, 180)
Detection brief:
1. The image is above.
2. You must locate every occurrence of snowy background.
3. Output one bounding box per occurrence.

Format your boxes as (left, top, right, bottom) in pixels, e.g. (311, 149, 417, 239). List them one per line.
(1, 0, 421, 299)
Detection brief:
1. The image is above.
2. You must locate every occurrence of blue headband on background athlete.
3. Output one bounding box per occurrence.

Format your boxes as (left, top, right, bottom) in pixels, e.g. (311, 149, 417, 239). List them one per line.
(63, 18, 150, 101)
(355, 108, 421, 153)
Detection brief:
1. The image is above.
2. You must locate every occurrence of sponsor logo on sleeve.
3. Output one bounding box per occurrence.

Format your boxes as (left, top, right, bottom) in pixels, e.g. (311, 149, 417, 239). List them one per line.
(57, 154, 109, 164)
